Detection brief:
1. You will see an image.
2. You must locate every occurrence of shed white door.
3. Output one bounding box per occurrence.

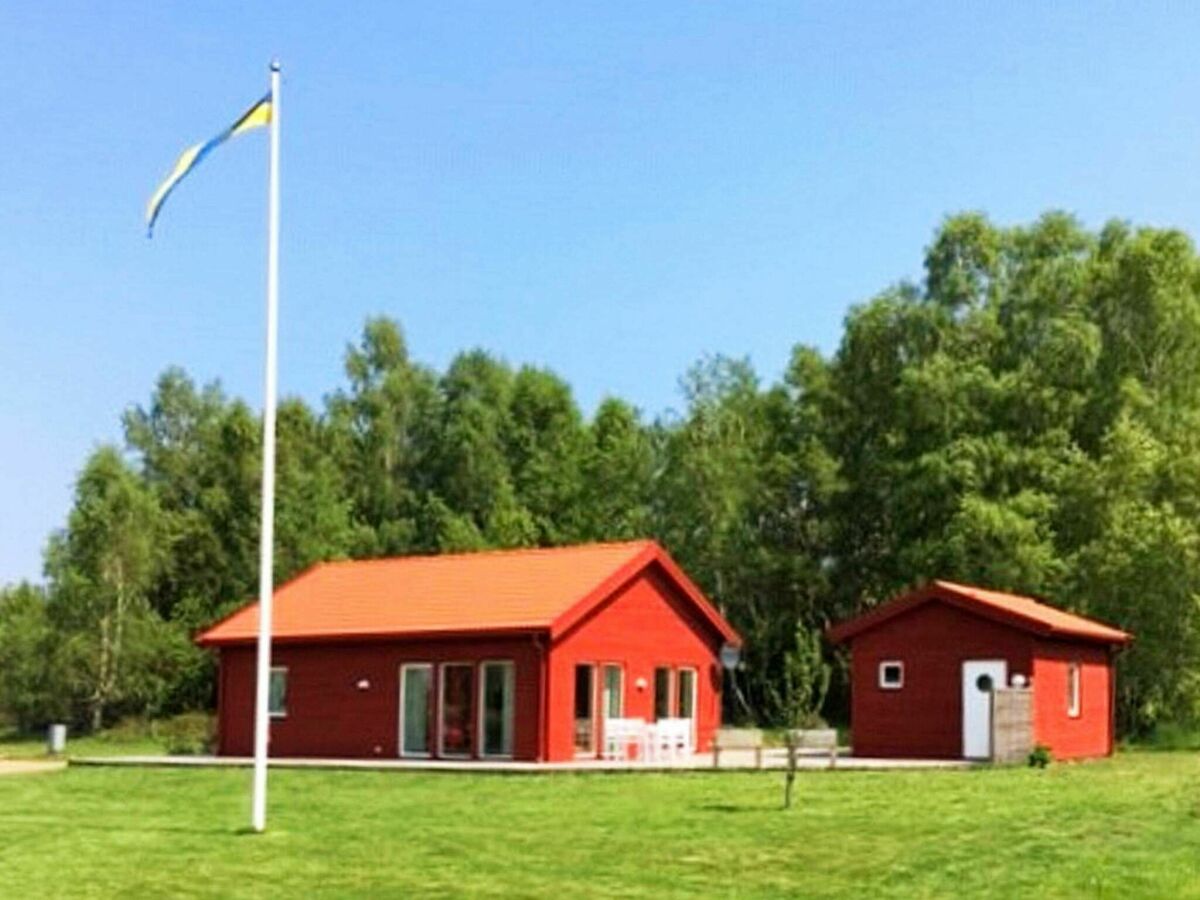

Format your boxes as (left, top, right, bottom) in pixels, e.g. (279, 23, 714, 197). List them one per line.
(962, 659, 1007, 759)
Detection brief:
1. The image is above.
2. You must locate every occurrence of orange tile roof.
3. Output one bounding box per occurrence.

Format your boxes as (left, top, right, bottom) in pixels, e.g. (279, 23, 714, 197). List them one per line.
(827, 579, 1132, 645)
(196, 540, 741, 646)
(932, 580, 1131, 643)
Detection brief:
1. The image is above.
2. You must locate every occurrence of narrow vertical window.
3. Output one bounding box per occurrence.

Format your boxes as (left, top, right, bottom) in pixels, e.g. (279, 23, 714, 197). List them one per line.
(602, 665, 623, 719)
(1067, 662, 1081, 718)
(480, 661, 514, 758)
(268, 667, 288, 717)
(677, 668, 696, 721)
(654, 667, 673, 720)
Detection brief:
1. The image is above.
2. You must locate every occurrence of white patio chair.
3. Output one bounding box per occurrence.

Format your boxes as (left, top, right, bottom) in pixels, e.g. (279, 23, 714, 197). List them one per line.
(649, 718, 693, 761)
(602, 717, 646, 761)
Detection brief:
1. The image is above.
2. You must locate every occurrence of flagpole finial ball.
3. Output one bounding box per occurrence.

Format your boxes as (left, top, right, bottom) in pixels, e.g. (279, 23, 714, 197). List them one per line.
(270, 59, 281, 72)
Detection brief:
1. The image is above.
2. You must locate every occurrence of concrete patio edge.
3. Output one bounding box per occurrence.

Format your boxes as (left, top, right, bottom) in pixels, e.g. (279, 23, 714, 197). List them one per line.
(69, 751, 975, 773)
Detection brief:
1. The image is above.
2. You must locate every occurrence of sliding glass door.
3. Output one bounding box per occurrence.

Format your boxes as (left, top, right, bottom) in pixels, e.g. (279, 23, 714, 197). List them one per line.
(399, 664, 432, 757)
(480, 661, 515, 758)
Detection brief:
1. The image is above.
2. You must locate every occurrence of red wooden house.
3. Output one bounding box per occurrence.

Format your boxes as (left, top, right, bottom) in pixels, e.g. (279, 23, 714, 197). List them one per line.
(197, 541, 741, 762)
(827, 581, 1131, 760)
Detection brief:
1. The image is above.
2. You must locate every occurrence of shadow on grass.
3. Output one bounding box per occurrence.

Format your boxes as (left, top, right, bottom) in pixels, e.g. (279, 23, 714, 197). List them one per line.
(695, 802, 778, 815)
(0, 814, 237, 838)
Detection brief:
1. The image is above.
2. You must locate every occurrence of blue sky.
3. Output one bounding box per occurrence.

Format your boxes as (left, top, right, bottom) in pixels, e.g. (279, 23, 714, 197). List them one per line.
(5, 3, 1200, 584)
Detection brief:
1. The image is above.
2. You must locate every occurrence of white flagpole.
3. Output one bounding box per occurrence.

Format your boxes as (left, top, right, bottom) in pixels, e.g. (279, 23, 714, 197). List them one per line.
(251, 59, 281, 834)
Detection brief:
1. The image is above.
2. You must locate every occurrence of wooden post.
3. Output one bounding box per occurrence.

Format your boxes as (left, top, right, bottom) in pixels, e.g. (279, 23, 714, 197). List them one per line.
(988, 688, 996, 763)
(783, 731, 798, 809)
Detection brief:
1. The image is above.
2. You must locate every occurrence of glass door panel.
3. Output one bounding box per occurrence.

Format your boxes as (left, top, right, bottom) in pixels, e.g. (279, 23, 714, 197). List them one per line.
(440, 663, 475, 757)
(574, 665, 595, 754)
(603, 665, 623, 719)
(481, 661, 515, 757)
(400, 665, 431, 756)
(677, 668, 696, 721)
(654, 667, 673, 720)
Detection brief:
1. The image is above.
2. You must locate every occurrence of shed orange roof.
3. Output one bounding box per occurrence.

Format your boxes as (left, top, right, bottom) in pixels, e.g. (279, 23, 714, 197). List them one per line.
(196, 540, 741, 647)
(826, 579, 1132, 645)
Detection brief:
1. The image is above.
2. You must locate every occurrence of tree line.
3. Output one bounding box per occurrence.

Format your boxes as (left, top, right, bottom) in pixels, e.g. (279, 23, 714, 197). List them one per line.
(3, 211, 1199, 737)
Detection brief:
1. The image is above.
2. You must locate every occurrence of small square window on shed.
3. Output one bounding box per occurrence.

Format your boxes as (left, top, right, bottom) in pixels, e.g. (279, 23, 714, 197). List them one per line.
(878, 661, 904, 690)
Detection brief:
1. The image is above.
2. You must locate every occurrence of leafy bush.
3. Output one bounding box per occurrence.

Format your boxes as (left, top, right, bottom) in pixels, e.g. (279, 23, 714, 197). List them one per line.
(770, 622, 832, 729)
(156, 712, 214, 756)
(99, 716, 153, 743)
(1028, 744, 1052, 768)
(1139, 721, 1200, 751)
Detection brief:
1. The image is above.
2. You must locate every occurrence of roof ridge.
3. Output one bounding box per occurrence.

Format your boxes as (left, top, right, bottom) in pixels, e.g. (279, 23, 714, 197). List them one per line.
(828, 578, 1131, 645)
(314, 539, 656, 568)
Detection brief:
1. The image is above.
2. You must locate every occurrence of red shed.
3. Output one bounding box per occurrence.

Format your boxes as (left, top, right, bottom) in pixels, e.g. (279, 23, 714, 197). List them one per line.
(827, 581, 1131, 760)
(197, 541, 741, 762)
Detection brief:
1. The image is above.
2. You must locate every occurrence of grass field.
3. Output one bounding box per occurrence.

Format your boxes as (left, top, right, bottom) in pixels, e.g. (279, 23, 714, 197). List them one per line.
(0, 727, 164, 760)
(1, 752, 1198, 898)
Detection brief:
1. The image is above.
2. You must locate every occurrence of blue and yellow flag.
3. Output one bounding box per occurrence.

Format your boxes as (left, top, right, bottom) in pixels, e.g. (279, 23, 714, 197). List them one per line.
(146, 93, 272, 236)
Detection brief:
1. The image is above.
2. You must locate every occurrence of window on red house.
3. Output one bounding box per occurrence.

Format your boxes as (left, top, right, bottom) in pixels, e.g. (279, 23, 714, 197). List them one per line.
(654, 667, 673, 719)
(1067, 662, 1081, 718)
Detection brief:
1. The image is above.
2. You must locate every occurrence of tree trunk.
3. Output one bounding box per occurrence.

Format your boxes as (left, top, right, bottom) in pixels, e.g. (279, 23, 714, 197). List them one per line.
(92, 613, 111, 732)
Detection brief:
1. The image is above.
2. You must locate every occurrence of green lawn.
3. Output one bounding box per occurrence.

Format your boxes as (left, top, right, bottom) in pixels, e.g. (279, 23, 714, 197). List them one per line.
(1, 753, 1198, 898)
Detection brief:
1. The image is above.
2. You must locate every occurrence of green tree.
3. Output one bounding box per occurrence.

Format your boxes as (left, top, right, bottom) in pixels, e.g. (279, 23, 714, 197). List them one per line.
(46, 447, 178, 730)
(506, 366, 588, 544)
(578, 398, 655, 540)
(0, 583, 67, 729)
(326, 317, 440, 555)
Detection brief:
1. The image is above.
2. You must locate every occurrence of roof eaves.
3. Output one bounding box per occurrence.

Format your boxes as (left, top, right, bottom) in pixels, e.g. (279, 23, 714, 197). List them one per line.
(199, 622, 552, 647)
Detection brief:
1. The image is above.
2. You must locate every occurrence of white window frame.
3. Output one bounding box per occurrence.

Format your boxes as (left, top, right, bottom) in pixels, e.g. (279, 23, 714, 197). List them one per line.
(477, 659, 516, 760)
(1067, 661, 1081, 718)
(398, 663, 433, 758)
(601, 663, 624, 720)
(676, 666, 699, 747)
(573, 662, 597, 757)
(878, 660, 904, 690)
(268, 666, 288, 718)
(438, 662, 475, 759)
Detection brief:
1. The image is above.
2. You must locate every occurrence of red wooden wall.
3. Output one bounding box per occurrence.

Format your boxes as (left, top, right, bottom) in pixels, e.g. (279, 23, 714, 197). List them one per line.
(1032, 640, 1114, 759)
(217, 635, 543, 760)
(545, 565, 725, 762)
